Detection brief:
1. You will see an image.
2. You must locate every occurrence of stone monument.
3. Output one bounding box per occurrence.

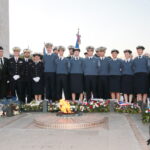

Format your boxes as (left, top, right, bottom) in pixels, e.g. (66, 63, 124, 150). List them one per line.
(0, 0, 9, 57)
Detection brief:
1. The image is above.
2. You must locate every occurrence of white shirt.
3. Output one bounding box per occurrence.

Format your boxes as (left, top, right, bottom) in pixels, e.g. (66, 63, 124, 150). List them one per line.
(14, 57, 19, 62)
(138, 55, 143, 59)
(25, 58, 29, 62)
(0, 57, 4, 65)
(74, 56, 79, 60)
(112, 58, 117, 61)
(125, 58, 131, 62)
(47, 52, 52, 56)
(59, 56, 64, 60)
(88, 56, 93, 59)
(100, 57, 105, 60)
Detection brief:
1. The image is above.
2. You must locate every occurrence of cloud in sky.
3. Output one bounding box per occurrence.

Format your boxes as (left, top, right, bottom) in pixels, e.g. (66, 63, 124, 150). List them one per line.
(9, 0, 150, 57)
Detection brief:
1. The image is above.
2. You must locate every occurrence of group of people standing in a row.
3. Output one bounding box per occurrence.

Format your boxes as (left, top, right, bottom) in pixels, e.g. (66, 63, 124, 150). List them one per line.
(0, 44, 150, 109)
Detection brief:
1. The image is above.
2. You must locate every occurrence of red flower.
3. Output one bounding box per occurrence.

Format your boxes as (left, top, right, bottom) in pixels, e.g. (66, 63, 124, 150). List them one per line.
(90, 105, 93, 109)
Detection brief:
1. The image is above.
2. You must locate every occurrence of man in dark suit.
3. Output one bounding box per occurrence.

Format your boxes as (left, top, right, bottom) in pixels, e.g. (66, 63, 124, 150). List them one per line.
(0, 46, 9, 99)
(22, 49, 33, 103)
(8, 47, 25, 103)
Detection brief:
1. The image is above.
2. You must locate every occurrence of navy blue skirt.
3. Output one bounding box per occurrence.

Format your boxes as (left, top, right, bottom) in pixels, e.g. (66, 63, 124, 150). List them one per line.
(134, 73, 149, 94)
(70, 74, 83, 93)
(109, 75, 121, 92)
(32, 79, 44, 95)
(121, 75, 134, 94)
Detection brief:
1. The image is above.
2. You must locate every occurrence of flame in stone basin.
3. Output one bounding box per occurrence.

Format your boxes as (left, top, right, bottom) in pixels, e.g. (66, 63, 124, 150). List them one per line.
(59, 99, 73, 114)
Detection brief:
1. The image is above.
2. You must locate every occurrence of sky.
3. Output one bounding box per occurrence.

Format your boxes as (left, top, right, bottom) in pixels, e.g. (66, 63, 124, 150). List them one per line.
(9, 0, 150, 57)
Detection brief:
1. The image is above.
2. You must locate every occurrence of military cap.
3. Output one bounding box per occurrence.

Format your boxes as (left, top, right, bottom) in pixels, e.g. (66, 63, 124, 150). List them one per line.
(86, 46, 95, 51)
(73, 48, 80, 52)
(33, 53, 41, 57)
(136, 45, 145, 50)
(68, 45, 74, 50)
(96, 46, 107, 52)
(13, 47, 21, 52)
(58, 46, 65, 51)
(111, 49, 119, 54)
(124, 49, 132, 54)
(45, 43, 53, 48)
(23, 49, 32, 53)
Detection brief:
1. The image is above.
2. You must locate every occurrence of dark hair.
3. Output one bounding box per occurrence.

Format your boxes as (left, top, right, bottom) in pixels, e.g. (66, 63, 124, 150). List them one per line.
(124, 49, 132, 54)
(111, 49, 119, 54)
(136, 45, 145, 50)
(0, 46, 3, 50)
(73, 48, 80, 52)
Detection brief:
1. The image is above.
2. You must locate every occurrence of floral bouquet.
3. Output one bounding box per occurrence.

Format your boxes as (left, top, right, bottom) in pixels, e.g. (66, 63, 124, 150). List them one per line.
(114, 101, 141, 114)
(142, 107, 150, 123)
(49, 99, 110, 113)
(21, 100, 43, 112)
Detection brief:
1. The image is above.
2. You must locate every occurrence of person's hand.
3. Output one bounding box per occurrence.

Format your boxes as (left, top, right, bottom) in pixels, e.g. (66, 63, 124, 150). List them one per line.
(36, 77, 40, 82)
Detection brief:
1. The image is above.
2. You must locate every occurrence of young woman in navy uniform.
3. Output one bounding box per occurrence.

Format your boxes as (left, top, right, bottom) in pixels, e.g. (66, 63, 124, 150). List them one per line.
(133, 46, 150, 109)
(108, 49, 122, 102)
(97, 47, 110, 99)
(55, 46, 70, 100)
(69, 48, 84, 101)
(31, 53, 44, 104)
(83, 46, 100, 101)
(121, 50, 134, 103)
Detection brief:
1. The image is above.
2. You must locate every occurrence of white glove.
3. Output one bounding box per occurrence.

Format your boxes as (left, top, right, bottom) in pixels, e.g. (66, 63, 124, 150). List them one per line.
(13, 75, 20, 80)
(33, 77, 40, 82)
(36, 77, 40, 82)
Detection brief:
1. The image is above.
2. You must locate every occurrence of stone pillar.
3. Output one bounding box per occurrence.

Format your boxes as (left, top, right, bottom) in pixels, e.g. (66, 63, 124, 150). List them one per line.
(0, 0, 9, 57)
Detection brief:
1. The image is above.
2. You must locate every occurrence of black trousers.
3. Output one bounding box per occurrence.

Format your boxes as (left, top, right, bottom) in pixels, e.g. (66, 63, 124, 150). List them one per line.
(44, 72, 56, 100)
(84, 75, 98, 100)
(56, 74, 69, 100)
(97, 76, 110, 99)
(10, 79, 23, 102)
(68, 74, 72, 99)
(22, 80, 32, 103)
(0, 80, 8, 99)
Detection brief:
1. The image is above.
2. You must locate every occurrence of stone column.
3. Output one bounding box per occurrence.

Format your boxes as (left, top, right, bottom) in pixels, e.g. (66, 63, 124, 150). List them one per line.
(0, 0, 9, 57)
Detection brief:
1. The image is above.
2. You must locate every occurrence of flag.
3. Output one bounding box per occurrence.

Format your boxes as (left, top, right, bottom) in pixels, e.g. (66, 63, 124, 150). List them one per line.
(75, 28, 81, 48)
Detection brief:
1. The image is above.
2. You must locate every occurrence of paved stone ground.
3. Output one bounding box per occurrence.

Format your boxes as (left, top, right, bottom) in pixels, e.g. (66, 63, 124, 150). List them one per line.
(0, 112, 149, 150)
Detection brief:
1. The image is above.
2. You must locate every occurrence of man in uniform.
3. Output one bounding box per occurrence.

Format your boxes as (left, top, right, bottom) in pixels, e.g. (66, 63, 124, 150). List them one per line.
(8, 47, 25, 102)
(0, 46, 9, 99)
(97, 47, 110, 99)
(67, 45, 74, 59)
(22, 49, 33, 103)
(83, 46, 100, 101)
(56, 46, 70, 100)
(43, 43, 58, 101)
